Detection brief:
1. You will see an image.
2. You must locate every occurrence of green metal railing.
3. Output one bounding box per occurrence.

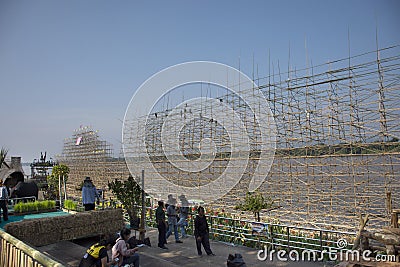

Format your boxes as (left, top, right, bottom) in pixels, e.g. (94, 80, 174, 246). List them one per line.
(58, 199, 357, 258)
(207, 215, 356, 255)
(143, 206, 356, 257)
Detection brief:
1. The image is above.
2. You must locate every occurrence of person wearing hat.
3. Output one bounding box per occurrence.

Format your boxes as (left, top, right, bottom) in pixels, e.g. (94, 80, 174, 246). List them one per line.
(0, 180, 9, 222)
(177, 194, 189, 238)
(165, 196, 182, 243)
(82, 177, 99, 211)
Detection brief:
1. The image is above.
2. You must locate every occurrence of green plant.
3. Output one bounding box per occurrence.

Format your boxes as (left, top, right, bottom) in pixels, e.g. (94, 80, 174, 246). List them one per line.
(64, 199, 77, 210)
(46, 164, 70, 199)
(13, 200, 56, 213)
(108, 176, 142, 228)
(235, 192, 274, 222)
(46, 200, 56, 209)
(14, 202, 23, 213)
(23, 202, 30, 212)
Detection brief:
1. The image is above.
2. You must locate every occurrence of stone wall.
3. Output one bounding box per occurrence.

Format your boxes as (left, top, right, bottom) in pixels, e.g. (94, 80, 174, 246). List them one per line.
(4, 209, 125, 247)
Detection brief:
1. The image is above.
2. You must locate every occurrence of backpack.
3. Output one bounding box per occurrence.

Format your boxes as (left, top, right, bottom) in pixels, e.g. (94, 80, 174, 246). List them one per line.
(127, 236, 152, 248)
(227, 253, 246, 267)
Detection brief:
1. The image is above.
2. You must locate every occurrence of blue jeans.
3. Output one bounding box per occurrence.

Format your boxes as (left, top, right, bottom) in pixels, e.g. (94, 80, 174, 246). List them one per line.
(166, 223, 179, 241)
(177, 218, 188, 237)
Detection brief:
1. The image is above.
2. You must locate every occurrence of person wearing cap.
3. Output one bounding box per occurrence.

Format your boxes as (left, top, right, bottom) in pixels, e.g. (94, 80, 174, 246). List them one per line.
(177, 194, 189, 238)
(0, 180, 8, 222)
(165, 197, 182, 243)
(82, 177, 99, 211)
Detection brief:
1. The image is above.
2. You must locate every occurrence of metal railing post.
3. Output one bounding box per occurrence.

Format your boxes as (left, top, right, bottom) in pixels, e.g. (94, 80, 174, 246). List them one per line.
(320, 230, 323, 253)
(271, 225, 274, 250)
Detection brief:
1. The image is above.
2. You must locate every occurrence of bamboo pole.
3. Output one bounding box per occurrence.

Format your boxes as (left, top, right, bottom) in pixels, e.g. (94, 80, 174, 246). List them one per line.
(352, 213, 369, 250)
(0, 230, 65, 267)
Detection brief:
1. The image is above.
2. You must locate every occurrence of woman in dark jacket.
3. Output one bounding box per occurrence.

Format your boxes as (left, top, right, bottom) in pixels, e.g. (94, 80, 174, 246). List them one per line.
(194, 206, 215, 256)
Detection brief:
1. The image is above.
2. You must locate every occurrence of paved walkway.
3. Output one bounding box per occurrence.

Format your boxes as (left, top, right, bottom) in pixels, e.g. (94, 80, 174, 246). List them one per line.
(38, 228, 335, 267)
(139, 229, 334, 267)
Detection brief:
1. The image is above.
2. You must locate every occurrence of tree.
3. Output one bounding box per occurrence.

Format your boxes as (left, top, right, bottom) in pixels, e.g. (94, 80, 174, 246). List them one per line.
(0, 147, 10, 169)
(108, 176, 142, 229)
(46, 164, 69, 199)
(235, 191, 274, 222)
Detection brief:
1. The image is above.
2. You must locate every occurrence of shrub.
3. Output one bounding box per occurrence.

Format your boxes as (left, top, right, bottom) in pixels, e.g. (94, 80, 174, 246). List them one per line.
(14, 202, 23, 213)
(64, 199, 77, 211)
(13, 200, 56, 213)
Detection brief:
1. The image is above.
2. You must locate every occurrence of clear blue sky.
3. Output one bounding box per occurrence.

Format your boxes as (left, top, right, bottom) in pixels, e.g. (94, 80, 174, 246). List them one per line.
(0, 0, 399, 163)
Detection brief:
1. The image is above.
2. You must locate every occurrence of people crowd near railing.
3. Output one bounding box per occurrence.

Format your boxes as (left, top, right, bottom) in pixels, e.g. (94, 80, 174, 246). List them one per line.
(4, 193, 357, 256)
(70, 198, 357, 257)
(2, 194, 357, 265)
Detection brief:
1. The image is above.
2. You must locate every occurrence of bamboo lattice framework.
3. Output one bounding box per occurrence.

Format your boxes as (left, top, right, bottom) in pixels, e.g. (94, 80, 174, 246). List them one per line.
(62, 45, 400, 231)
(59, 126, 130, 198)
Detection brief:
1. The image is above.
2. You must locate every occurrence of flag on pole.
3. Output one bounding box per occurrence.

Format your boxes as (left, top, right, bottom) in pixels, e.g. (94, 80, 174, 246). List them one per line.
(75, 136, 82, 145)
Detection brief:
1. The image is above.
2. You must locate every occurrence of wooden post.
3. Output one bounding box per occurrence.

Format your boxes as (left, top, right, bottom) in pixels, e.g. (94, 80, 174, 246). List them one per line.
(391, 209, 399, 228)
(360, 235, 370, 252)
(58, 175, 62, 208)
(352, 213, 369, 250)
(63, 175, 68, 201)
(139, 170, 146, 241)
(386, 192, 392, 215)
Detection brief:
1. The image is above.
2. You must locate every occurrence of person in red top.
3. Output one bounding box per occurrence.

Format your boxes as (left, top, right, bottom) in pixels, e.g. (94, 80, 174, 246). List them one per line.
(112, 228, 140, 267)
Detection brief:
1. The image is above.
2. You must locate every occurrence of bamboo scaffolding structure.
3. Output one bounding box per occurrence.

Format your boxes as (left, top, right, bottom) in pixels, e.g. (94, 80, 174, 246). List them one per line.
(60, 46, 400, 232)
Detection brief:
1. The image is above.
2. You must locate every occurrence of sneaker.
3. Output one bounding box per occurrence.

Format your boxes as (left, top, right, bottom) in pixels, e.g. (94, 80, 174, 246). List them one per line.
(207, 253, 215, 256)
(175, 240, 183, 243)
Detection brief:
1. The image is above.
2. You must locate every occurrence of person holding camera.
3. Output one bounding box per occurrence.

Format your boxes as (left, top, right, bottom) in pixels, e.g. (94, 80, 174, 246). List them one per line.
(112, 228, 140, 267)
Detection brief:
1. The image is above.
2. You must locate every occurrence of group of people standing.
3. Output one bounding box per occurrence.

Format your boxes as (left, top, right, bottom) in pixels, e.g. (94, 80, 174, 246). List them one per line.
(156, 194, 214, 256)
(80, 177, 214, 265)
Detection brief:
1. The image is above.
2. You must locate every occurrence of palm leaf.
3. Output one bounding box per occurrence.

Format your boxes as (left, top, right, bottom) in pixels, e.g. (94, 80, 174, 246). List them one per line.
(0, 147, 10, 169)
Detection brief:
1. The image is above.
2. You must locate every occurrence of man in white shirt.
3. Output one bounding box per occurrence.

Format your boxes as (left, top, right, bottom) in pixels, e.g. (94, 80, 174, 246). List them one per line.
(0, 180, 9, 222)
